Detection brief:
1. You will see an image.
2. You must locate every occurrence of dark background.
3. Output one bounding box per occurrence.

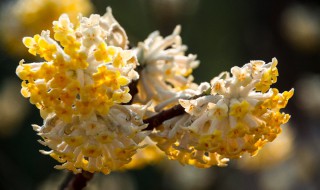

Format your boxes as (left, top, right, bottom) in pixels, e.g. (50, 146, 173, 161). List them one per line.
(0, 0, 320, 189)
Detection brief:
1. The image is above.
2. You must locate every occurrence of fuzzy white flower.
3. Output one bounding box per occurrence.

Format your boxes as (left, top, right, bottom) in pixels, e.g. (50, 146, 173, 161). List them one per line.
(133, 26, 199, 107)
(34, 104, 149, 174)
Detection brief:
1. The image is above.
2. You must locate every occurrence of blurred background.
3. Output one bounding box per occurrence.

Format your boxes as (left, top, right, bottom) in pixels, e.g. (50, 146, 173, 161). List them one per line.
(0, 0, 320, 189)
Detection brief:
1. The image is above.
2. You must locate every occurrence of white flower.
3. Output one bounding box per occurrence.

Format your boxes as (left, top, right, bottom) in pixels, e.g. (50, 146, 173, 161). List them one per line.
(133, 26, 199, 107)
(34, 104, 149, 174)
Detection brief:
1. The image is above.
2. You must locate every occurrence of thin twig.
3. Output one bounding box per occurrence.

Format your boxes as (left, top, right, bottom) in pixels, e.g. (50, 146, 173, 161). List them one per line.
(143, 89, 211, 130)
(122, 65, 143, 105)
(60, 171, 94, 190)
(143, 104, 185, 130)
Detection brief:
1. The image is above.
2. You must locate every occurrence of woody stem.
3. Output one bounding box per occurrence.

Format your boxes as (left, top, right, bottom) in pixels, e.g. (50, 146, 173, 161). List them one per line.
(143, 89, 211, 130)
(60, 171, 94, 190)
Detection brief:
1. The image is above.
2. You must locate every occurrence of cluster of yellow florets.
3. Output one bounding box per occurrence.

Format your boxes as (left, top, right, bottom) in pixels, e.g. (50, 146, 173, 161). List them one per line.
(16, 9, 151, 174)
(152, 58, 294, 167)
(16, 13, 137, 122)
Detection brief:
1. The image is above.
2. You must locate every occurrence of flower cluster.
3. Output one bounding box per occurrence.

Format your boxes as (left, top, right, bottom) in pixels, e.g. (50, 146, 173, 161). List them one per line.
(133, 26, 199, 108)
(17, 11, 137, 122)
(16, 7, 294, 175)
(16, 9, 148, 174)
(152, 58, 293, 167)
(0, 0, 93, 56)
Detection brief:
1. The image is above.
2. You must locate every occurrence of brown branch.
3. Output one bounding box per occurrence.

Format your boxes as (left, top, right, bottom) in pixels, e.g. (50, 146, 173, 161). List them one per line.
(123, 65, 143, 105)
(143, 89, 211, 131)
(60, 171, 94, 190)
(144, 104, 185, 130)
